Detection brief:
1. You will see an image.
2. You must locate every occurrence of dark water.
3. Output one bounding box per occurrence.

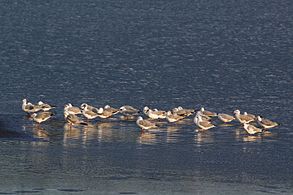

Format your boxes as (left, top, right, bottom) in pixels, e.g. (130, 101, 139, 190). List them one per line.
(0, 0, 292, 194)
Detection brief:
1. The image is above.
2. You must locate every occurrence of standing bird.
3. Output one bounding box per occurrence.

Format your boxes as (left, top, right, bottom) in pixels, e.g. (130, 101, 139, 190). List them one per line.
(257, 116, 278, 129)
(64, 111, 88, 126)
(234, 110, 255, 124)
(31, 112, 54, 125)
(218, 113, 235, 123)
(194, 114, 215, 130)
(22, 99, 42, 113)
(136, 116, 157, 130)
(243, 123, 262, 135)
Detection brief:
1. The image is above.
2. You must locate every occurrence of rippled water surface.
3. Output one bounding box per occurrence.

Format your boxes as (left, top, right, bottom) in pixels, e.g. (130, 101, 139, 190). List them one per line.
(0, 0, 292, 194)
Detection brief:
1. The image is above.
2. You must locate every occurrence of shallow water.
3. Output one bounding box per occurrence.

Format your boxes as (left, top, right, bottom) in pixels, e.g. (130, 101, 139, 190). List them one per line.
(0, 0, 292, 194)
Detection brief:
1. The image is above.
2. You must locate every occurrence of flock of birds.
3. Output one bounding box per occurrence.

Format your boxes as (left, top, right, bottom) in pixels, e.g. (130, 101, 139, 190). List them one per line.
(22, 99, 279, 135)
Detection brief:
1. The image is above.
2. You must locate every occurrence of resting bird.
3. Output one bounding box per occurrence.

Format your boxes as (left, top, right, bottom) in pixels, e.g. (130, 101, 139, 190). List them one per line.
(244, 112, 256, 119)
(200, 107, 217, 117)
(143, 106, 166, 119)
(136, 116, 157, 130)
(234, 110, 254, 124)
(104, 105, 119, 115)
(194, 114, 215, 130)
(243, 123, 262, 135)
(81, 104, 103, 120)
(257, 116, 278, 129)
(37, 101, 56, 111)
(96, 107, 115, 119)
(22, 99, 42, 113)
(166, 111, 185, 123)
(119, 105, 140, 115)
(64, 111, 88, 126)
(172, 106, 195, 117)
(31, 111, 54, 125)
(218, 113, 235, 123)
(64, 103, 82, 115)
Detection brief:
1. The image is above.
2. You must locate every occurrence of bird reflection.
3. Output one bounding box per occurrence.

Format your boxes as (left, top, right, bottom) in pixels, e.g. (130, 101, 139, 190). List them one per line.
(82, 125, 99, 145)
(194, 130, 214, 146)
(166, 125, 180, 143)
(234, 127, 244, 142)
(218, 123, 235, 127)
(63, 123, 81, 140)
(138, 131, 157, 145)
(242, 135, 262, 142)
(96, 122, 115, 142)
(32, 125, 49, 142)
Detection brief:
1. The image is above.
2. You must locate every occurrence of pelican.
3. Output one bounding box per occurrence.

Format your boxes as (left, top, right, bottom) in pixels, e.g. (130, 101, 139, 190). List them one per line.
(243, 123, 262, 135)
(257, 116, 278, 129)
(234, 110, 254, 124)
(200, 107, 217, 117)
(31, 111, 54, 125)
(218, 113, 235, 123)
(136, 116, 157, 130)
(194, 114, 215, 130)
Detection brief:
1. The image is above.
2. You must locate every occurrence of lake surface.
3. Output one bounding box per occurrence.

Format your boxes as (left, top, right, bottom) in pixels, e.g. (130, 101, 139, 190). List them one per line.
(0, 0, 292, 194)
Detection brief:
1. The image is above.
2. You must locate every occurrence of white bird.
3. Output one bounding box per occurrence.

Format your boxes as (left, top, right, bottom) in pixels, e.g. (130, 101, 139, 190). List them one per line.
(96, 107, 115, 119)
(143, 106, 166, 119)
(37, 101, 56, 111)
(81, 104, 103, 120)
(119, 105, 140, 115)
(244, 112, 256, 119)
(64, 111, 88, 126)
(104, 105, 119, 115)
(194, 114, 215, 130)
(166, 111, 185, 123)
(136, 116, 157, 130)
(234, 110, 255, 124)
(243, 123, 262, 135)
(173, 106, 195, 117)
(22, 99, 42, 113)
(31, 111, 54, 125)
(200, 107, 217, 117)
(257, 116, 278, 129)
(64, 103, 82, 115)
(80, 103, 100, 113)
(218, 113, 235, 123)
